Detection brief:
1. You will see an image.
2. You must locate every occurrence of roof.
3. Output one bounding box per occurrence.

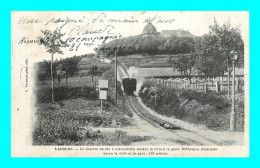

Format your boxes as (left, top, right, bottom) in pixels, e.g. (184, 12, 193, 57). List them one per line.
(135, 67, 244, 78)
(135, 68, 180, 77)
(161, 29, 193, 37)
(142, 22, 158, 34)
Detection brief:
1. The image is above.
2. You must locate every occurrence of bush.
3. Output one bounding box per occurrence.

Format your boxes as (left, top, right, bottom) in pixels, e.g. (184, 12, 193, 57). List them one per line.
(139, 85, 182, 117)
(139, 81, 244, 131)
(36, 86, 98, 103)
(179, 90, 230, 110)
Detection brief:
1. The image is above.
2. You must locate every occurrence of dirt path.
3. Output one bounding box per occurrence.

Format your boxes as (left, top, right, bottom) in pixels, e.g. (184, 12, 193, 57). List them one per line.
(97, 113, 196, 146)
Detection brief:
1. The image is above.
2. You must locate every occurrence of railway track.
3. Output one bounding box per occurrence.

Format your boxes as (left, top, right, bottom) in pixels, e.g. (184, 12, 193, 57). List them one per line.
(126, 95, 228, 146)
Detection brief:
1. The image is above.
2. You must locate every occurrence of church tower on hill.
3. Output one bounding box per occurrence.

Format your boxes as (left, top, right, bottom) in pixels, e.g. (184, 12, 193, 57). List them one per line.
(141, 22, 159, 37)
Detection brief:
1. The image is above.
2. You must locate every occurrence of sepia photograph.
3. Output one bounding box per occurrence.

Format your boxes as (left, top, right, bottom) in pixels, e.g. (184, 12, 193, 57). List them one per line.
(11, 11, 249, 157)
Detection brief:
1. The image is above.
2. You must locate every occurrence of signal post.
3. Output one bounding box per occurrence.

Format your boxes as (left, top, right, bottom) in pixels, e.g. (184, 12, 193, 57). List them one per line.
(97, 79, 108, 113)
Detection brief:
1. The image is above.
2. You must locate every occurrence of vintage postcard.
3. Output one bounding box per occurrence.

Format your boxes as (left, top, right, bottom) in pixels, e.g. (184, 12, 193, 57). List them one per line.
(11, 11, 249, 157)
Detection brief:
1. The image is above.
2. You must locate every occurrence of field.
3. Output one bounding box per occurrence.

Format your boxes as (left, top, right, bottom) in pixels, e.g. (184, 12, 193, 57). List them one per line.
(37, 76, 100, 89)
(34, 98, 151, 145)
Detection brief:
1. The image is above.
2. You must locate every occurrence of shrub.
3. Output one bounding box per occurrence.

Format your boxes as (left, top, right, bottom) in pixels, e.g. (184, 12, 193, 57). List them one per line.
(36, 86, 98, 103)
(139, 86, 182, 117)
(179, 90, 230, 110)
(139, 81, 244, 131)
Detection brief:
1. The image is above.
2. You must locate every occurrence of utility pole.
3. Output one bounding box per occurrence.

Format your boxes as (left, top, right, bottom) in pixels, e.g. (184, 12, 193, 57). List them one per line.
(115, 49, 117, 106)
(228, 68, 230, 99)
(51, 53, 54, 103)
(230, 63, 236, 131)
(229, 50, 238, 131)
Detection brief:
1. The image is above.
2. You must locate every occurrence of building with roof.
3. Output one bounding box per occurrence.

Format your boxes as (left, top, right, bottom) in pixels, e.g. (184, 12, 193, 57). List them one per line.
(135, 67, 244, 78)
(161, 29, 193, 38)
(140, 22, 160, 37)
(140, 22, 194, 38)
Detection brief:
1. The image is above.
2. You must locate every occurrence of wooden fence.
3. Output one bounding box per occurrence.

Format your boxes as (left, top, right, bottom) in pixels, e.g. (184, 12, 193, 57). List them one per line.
(146, 77, 244, 94)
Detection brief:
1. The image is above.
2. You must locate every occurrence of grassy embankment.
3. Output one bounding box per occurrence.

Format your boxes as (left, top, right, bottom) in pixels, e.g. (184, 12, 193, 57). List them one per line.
(139, 81, 244, 131)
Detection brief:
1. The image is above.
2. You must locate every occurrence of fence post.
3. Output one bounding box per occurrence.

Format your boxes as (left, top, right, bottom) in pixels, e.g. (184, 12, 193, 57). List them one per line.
(215, 81, 219, 93)
(236, 79, 240, 93)
(204, 84, 207, 94)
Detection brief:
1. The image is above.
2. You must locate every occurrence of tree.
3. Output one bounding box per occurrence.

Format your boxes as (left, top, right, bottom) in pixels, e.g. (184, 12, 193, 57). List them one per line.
(59, 57, 79, 83)
(171, 53, 196, 83)
(164, 35, 195, 54)
(209, 18, 244, 97)
(96, 33, 194, 56)
(194, 18, 244, 79)
(38, 28, 69, 103)
(36, 60, 58, 83)
(87, 65, 99, 87)
(194, 34, 225, 77)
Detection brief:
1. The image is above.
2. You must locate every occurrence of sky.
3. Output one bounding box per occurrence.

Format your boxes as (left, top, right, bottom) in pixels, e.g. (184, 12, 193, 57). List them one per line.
(11, 11, 249, 65)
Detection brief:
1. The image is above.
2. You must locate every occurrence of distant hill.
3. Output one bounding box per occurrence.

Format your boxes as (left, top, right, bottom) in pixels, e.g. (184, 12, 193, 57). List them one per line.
(96, 22, 196, 57)
(78, 56, 111, 75)
(97, 34, 196, 57)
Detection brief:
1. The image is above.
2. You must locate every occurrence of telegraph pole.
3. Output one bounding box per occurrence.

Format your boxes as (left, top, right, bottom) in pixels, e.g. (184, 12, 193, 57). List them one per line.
(115, 49, 117, 106)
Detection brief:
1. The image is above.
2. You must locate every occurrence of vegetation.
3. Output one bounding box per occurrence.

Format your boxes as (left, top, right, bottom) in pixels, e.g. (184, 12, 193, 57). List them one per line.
(36, 86, 98, 104)
(87, 65, 99, 87)
(34, 64, 138, 145)
(38, 28, 69, 102)
(96, 35, 195, 56)
(36, 54, 95, 83)
(33, 98, 137, 145)
(139, 81, 244, 131)
(168, 53, 196, 82)
(167, 19, 245, 80)
(194, 19, 244, 77)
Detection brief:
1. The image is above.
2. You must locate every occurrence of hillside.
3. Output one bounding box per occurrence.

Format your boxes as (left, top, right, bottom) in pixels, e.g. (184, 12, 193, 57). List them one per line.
(97, 34, 196, 57)
(78, 56, 111, 75)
